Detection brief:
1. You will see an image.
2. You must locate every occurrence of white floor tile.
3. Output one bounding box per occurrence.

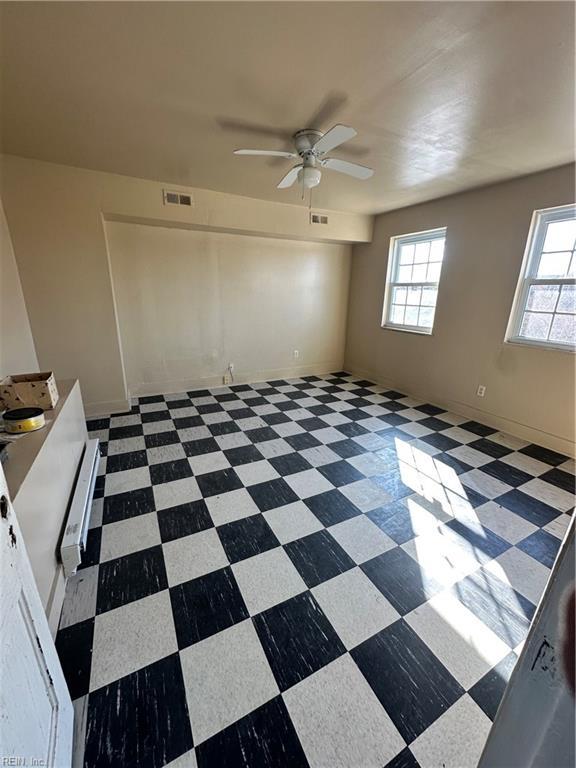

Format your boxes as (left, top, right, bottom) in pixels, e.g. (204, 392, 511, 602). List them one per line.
(146, 443, 187, 465)
(519, 477, 574, 512)
(188, 451, 230, 476)
(232, 548, 307, 615)
(181, 619, 279, 745)
(543, 514, 572, 540)
(485, 547, 550, 605)
(256, 438, 294, 459)
(285, 469, 334, 498)
(153, 477, 202, 511)
(59, 566, 99, 629)
(105, 466, 151, 496)
(283, 655, 405, 768)
(89, 498, 103, 529)
(460, 469, 512, 499)
(90, 591, 178, 691)
(234, 460, 280, 487)
(107, 436, 147, 455)
(312, 568, 399, 649)
(340, 478, 391, 512)
(406, 591, 510, 689)
(472, 501, 538, 544)
(163, 528, 229, 586)
(263, 501, 323, 544)
(299, 445, 342, 467)
(328, 515, 395, 564)
(500, 452, 549, 476)
(206, 488, 261, 525)
(411, 695, 492, 768)
(100, 512, 161, 562)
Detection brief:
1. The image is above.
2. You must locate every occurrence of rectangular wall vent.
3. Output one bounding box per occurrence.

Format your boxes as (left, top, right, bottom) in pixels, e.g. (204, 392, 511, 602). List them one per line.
(163, 190, 193, 207)
(310, 212, 329, 225)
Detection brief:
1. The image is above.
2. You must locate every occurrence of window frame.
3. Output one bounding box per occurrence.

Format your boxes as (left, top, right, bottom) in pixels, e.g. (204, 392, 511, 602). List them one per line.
(506, 204, 576, 353)
(381, 226, 447, 335)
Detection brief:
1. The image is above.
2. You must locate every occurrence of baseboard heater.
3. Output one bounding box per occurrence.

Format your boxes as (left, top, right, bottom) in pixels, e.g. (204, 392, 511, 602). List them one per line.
(60, 438, 100, 578)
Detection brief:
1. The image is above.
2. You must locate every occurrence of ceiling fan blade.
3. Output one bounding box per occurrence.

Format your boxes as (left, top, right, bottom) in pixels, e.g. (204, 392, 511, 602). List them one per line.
(234, 149, 297, 158)
(277, 165, 302, 189)
(313, 124, 357, 154)
(322, 157, 374, 180)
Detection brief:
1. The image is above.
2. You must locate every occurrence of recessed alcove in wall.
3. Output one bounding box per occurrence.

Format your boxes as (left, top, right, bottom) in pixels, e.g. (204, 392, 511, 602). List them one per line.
(105, 220, 352, 397)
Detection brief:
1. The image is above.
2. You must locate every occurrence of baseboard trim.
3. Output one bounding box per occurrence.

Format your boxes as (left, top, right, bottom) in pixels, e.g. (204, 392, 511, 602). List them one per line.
(84, 398, 131, 418)
(346, 363, 575, 459)
(126, 362, 345, 399)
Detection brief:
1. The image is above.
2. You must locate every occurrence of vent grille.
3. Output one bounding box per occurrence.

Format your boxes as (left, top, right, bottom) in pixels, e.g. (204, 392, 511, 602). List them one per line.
(163, 190, 193, 207)
(310, 213, 329, 225)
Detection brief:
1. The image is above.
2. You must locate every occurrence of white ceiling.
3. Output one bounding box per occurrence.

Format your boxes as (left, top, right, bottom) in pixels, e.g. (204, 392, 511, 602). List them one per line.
(1, 1, 574, 214)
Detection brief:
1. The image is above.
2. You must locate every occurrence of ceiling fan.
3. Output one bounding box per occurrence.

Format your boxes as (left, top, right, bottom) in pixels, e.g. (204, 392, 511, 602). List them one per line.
(233, 124, 374, 190)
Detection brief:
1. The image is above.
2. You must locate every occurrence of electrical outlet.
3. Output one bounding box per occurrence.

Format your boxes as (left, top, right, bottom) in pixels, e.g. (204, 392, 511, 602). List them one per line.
(293, 349, 299, 359)
(223, 373, 231, 385)
(477, 385, 486, 397)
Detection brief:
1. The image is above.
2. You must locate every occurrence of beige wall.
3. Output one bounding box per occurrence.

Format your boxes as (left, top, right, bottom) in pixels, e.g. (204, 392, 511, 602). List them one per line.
(0, 154, 371, 414)
(345, 164, 576, 456)
(0, 198, 38, 378)
(107, 222, 351, 395)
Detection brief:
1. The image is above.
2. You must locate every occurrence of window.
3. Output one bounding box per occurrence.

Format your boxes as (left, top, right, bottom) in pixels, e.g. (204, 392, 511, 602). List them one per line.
(382, 227, 446, 334)
(507, 205, 576, 350)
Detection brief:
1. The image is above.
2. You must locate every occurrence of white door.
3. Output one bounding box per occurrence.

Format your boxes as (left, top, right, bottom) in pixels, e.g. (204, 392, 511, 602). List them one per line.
(0, 462, 73, 766)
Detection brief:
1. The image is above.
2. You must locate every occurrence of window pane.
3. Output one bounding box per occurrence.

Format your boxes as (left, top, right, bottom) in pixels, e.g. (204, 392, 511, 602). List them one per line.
(557, 285, 576, 313)
(537, 251, 571, 278)
(526, 285, 559, 312)
(543, 219, 576, 252)
(405, 306, 419, 325)
(427, 262, 441, 282)
(418, 306, 435, 327)
(430, 239, 445, 262)
(421, 286, 438, 306)
(412, 263, 427, 282)
(399, 243, 415, 265)
(549, 314, 576, 344)
(393, 286, 407, 304)
(391, 305, 405, 324)
(520, 312, 552, 340)
(398, 265, 412, 282)
(568, 254, 576, 278)
(414, 242, 430, 263)
(407, 287, 421, 305)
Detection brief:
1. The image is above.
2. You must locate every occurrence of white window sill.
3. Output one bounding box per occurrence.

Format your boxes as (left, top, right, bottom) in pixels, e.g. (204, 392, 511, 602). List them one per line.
(381, 323, 433, 337)
(505, 337, 575, 354)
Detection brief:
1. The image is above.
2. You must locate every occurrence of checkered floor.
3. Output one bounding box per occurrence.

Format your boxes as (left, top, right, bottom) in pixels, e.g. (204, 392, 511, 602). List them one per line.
(57, 372, 575, 768)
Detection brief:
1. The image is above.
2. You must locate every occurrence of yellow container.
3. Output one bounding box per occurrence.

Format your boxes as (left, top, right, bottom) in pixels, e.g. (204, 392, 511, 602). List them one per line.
(3, 407, 46, 433)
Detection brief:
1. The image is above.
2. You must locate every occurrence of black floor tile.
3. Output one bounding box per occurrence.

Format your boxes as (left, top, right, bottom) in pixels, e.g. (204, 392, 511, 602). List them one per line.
(139, 395, 165, 404)
(196, 696, 309, 768)
(330, 439, 367, 459)
(361, 547, 442, 615)
(336, 421, 370, 437)
(444, 519, 511, 562)
(418, 416, 451, 432)
(304, 489, 362, 526)
(197, 403, 224, 415)
(182, 437, 221, 457)
(539, 467, 575, 493)
(351, 619, 464, 743)
(435, 453, 473, 475)
(248, 478, 299, 511)
(217, 514, 280, 563)
(141, 409, 171, 424)
(371, 470, 414, 501)
(284, 529, 355, 587)
(157, 500, 213, 543)
(79, 527, 102, 569)
(253, 591, 345, 692)
(84, 654, 193, 768)
(245, 426, 280, 443)
(379, 413, 410, 427)
(109, 424, 144, 441)
(384, 747, 422, 768)
(517, 529, 561, 568)
(224, 444, 265, 466)
(496, 489, 558, 527)
(459, 421, 496, 437)
(383, 390, 406, 400)
(87, 417, 110, 431)
(298, 417, 328, 432)
(102, 487, 156, 525)
(317, 459, 364, 487)
(450, 568, 534, 647)
(208, 421, 240, 436)
(173, 415, 204, 429)
(196, 468, 243, 497)
(150, 459, 193, 485)
(269, 452, 313, 477)
(262, 412, 291, 426)
(166, 398, 193, 409)
(480, 460, 532, 487)
(519, 443, 568, 466)
(145, 430, 180, 449)
(55, 618, 94, 700)
(469, 652, 518, 721)
(421, 432, 460, 452)
(468, 438, 511, 459)
(230, 407, 257, 421)
(415, 404, 444, 417)
(285, 433, 322, 451)
(170, 567, 249, 649)
(96, 546, 168, 614)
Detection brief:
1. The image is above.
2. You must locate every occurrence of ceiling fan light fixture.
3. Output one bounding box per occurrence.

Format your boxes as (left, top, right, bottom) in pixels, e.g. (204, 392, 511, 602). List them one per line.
(298, 166, 322, 188)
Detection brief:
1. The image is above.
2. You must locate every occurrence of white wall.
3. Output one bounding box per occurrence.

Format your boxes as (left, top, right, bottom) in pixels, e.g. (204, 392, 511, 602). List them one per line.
(345, 164, 576, 456)
(0, 198, 38, 378)
(107, 222, 351, 395)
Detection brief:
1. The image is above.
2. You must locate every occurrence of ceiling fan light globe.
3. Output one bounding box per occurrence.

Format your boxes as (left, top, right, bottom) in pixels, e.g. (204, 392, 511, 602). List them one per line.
(298, 166, 322, 188)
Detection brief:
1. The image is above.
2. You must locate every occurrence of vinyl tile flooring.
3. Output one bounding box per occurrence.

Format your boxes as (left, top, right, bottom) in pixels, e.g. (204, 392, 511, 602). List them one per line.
(57, 373, 575, 768)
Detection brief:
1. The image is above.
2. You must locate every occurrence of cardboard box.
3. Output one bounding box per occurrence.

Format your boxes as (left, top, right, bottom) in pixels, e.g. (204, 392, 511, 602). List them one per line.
(0, 372, 59, 411)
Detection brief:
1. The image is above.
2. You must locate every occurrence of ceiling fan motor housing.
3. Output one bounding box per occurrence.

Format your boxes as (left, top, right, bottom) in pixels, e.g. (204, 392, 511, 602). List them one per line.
(293, 129, 323, 155)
